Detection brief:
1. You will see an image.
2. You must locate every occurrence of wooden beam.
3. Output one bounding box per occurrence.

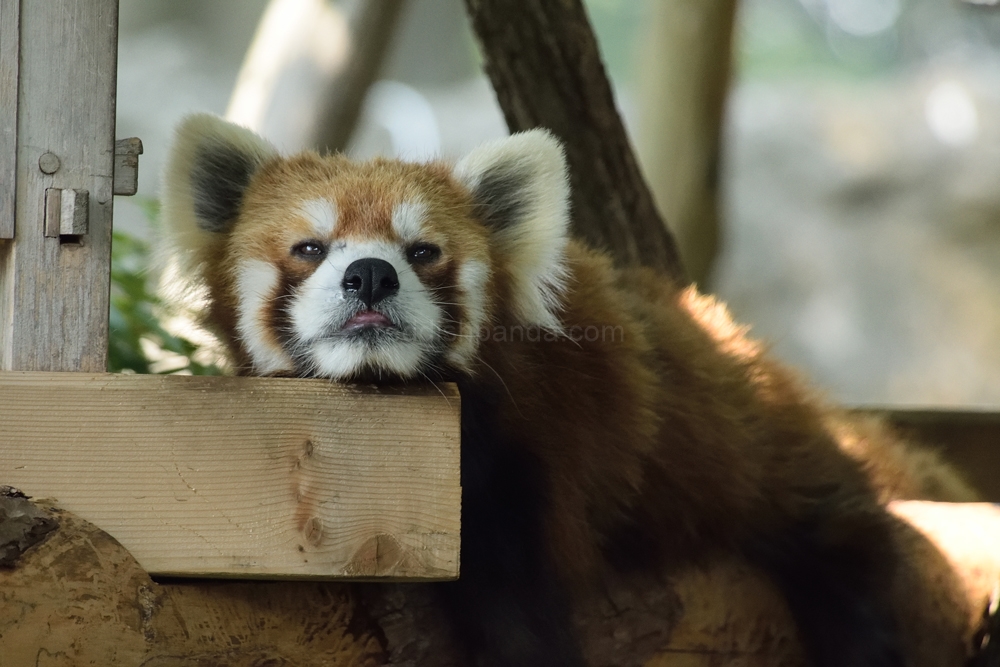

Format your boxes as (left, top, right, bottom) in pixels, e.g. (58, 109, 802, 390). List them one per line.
(0, 0, 19, 240)
(865, 408, 1000, 503)
(0, 372, 461, 580)
(0, 0, 117, 371)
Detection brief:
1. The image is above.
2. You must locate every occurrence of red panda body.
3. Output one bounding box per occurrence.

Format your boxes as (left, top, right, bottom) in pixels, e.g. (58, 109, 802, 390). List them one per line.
(162, 115, 972, 667)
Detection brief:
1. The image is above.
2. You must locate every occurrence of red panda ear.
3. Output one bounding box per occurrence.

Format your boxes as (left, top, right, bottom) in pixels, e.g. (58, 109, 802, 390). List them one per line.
(453, 130, 571, 330)
(162, 114, 277, 253)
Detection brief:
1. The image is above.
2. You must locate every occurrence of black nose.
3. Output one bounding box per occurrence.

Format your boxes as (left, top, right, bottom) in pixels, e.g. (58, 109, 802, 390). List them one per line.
(342, 258, 400, 307)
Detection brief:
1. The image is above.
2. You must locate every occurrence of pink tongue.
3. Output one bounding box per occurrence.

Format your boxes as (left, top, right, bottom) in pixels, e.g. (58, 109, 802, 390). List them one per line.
(345, 311, 393, 328)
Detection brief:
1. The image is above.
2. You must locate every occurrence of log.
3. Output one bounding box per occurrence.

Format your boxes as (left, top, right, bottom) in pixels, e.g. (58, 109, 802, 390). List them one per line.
(0, 492, 388, 666)
(0, 372, 461, 580)
(2, 491, 997, 666)
(462, 0, 686, 281)
(309, 0, 406, 152)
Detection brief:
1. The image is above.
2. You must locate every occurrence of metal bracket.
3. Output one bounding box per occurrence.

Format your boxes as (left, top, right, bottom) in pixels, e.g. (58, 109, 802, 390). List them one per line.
(113, 137, 143, 197)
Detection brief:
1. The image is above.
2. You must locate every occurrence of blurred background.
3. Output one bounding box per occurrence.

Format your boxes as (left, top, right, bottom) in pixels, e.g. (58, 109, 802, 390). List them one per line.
(113, 0, 1000, 408)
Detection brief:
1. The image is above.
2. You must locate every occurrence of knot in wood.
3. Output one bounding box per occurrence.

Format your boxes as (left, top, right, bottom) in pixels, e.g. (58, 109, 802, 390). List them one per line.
(302, 516, 323, 546)
(345, 533, 404, 577)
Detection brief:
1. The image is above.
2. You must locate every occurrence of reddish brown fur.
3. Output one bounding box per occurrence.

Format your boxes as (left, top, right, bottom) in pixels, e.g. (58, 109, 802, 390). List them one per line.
(197, 151, 973, 567)
(471, 243, 887, 580)
(182, 143, 976, 666)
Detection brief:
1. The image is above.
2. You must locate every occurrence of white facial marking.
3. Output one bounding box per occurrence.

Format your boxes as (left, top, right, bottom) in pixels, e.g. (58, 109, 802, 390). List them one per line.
(287, 239, 445, 380)
(390, 200, 428, 243)
(446, 259, 490, 370)
(235, 259, 295, 374)
(299, 198, 338, 237)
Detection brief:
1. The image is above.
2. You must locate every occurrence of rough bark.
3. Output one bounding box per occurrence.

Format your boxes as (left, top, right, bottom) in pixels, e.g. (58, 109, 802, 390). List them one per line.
(463, 0, 686, 281)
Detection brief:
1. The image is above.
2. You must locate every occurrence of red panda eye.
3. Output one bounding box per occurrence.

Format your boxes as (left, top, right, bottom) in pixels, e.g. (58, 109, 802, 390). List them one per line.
(292, 240, 327, 259)
(408, 243, 441, 264)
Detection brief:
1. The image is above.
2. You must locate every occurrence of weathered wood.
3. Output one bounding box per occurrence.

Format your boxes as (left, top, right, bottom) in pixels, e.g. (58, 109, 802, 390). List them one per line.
(113, 137, 143, 196)
(2, 496, 996, 666)
(0, 0, 117, 371)
(0, 372, 461, 580)
(462, 0, 686, 280)
(0, 0, 19, 240)
(42, 187, 89, 237)
(636, 0, 737, 286)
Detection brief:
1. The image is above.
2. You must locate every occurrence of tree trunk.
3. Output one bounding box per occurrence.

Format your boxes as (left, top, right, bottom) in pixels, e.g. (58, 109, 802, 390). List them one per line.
(636, 0, 737, 287)
(226, 0, 405, 153)
(462, 0, 686, 282)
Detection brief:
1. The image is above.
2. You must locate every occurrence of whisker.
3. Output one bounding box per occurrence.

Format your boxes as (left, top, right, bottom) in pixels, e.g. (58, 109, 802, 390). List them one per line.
(478, 358, 523, 418)
(418, 371, 454, 409)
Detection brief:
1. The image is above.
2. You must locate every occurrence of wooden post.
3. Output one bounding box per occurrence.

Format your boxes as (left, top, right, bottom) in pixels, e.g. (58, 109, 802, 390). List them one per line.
(0, 0, 118, 372)
(0, 0, 19, 241)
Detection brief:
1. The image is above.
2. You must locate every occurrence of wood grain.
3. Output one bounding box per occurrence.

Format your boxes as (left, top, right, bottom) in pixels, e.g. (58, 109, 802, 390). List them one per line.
(0, 0, 19, 240)
(0, 0, 117, 371)
(0, 372, 461, 580)
(462, 0, 686, 280)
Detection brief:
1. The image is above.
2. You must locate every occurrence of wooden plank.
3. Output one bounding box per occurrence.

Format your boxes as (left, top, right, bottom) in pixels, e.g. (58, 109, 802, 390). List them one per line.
(0, 0, 117, 371)
(864, 408, 1000, 503)
(0, 372, 461, 580)
(0, 0, 19, 240)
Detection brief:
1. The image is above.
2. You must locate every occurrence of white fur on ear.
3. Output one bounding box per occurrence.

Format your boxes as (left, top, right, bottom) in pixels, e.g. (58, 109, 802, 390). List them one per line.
(453, 129, 571, 330)
(161, 113, 277, 275)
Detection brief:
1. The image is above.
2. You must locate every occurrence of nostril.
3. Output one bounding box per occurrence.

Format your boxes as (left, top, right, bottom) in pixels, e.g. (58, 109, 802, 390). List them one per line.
(343, 275, 363, 292)
(380, 276, 399, 291)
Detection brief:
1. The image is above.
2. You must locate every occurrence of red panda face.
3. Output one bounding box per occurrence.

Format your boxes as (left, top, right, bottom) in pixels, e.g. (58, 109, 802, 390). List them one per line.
(162, 115, 571, 381)
(225, 157, 492, 380)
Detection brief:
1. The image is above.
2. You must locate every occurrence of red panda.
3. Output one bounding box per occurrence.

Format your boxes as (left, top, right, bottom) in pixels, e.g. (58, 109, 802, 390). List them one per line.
(161, 113, 973, 667)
